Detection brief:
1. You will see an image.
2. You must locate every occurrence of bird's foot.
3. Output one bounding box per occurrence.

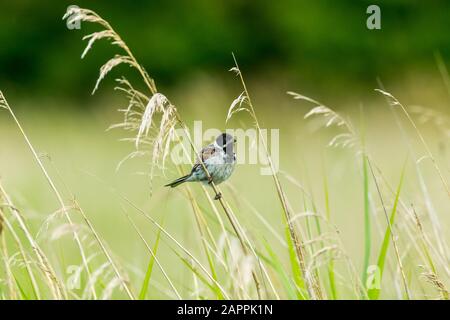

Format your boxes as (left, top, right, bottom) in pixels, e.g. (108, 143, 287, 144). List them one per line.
(208, 176, 214, 184)
(214, 192, 222, 200)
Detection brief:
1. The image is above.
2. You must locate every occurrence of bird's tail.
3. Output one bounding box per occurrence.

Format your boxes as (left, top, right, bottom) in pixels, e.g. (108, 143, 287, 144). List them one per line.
(165, 174, 190, 188)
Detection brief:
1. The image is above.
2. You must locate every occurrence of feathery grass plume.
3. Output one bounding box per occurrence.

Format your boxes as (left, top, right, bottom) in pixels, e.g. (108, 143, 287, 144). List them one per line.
(371, 161, 450, 298)
(101, 277, 122, 300)
(289, 91, 375, 298)
(92, 55, 134, 95)
(0, 90, 101, 299)
(410, 105, 450, 138)
(288, 91, 358, 149)
(375, 89, 450, 196)
(282, 178, 364, 299)
(65, 7, 269, 298)
(420, 266, 449, 300)
(288, 90, 366, 298)
(226, 91, 249, 123)
(227, 57, 322, 299)
(411, 206, 449, 299)
(215, 234, 250, 298)
(112, 81, 177, 183)
(63, 7, 156, 94)
(0, 180, 63, 299)
(63, 7, 176, 178)
(3, 91, 135, 300)
(376, 83, 450, 266)
(367, 158, 411, 299)
(64, 7, 232, 298)
(0, 94, 6, 109)
(50, 223, 82, 241)
(66, 8, 216, 204)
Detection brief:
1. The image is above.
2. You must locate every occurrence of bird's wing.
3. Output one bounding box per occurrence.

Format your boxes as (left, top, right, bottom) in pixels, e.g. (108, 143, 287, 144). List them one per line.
(191, 144, 218, 172)
(199, 144, 218, 162)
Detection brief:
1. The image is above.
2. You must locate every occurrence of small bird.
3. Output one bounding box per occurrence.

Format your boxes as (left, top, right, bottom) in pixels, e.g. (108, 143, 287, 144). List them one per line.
(165, 133, 236, 199)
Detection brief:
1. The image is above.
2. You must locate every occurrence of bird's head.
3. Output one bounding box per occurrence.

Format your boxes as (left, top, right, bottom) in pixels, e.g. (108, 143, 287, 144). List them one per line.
(215, 133, 236, 156)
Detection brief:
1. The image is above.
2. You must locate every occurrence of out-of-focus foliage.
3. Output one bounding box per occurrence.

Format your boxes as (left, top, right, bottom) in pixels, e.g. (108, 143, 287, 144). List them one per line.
(0, 0, 449, 103)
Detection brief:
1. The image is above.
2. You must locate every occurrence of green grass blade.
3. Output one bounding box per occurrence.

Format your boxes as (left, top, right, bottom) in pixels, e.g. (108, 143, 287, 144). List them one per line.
(138, 222, 163, 300)
(284, 224, 307, 299)
(263, 240, 297, 299)
(361, 154, 371, 290)
(13, 273, 29, 300)
(323, 170, 338, 299)
(202, 240, 223, 300)
(368, 162, 406, 300)
(174, 251, 218, 295)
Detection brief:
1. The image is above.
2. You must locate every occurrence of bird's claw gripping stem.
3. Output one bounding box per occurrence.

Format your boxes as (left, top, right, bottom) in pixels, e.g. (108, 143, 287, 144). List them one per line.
(214, 192, 222, 200)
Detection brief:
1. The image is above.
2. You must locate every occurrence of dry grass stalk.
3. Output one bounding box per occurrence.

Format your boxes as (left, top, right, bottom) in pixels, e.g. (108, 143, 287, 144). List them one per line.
(0, 181, 63, 298)
(375, 89, 450, 196)
(411, 206, 449, 299)
(0, 204, 42, 299)
(65, 7, 268, 298)
(366, 158, 411, 299)
(63, 7, 156, 95)
(123, 195, 231, 299)
(288, 91, 357, 149)
(0, 209, 17, 298)
(71, 200, 135, 299)
(0, 90, 97, 299)
(420, 267, 449, 300)
(411, 105, 450, 138)
(2, 91, 133, 299)
(228, 56, 322, 299)
(0, 208, 3, 236)
(279, 170, 365, 298)
(82, 170, 234, 299)
(375, 82, 449, 261)
(371, 163, 449, 293)
(124, 212, 181, 299)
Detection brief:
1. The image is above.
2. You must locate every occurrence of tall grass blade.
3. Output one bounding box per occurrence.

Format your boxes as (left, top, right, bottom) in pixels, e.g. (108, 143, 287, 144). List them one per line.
(361, 154, 371, 290)
(368, 162, 406, 299)
(323, 170, 338, 299)
(263, 240, 297, 299)
(138, 221, 163, 300)
(367, 158, 410, 299)
(285, 224, 307, 299)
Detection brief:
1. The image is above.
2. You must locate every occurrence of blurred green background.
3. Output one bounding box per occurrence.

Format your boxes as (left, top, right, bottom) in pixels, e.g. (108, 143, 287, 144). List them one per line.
(1, 0, 450, 106)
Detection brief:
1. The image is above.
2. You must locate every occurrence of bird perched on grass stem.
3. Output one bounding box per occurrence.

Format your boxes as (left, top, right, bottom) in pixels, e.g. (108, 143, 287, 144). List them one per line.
(165, 133, 236, 199)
